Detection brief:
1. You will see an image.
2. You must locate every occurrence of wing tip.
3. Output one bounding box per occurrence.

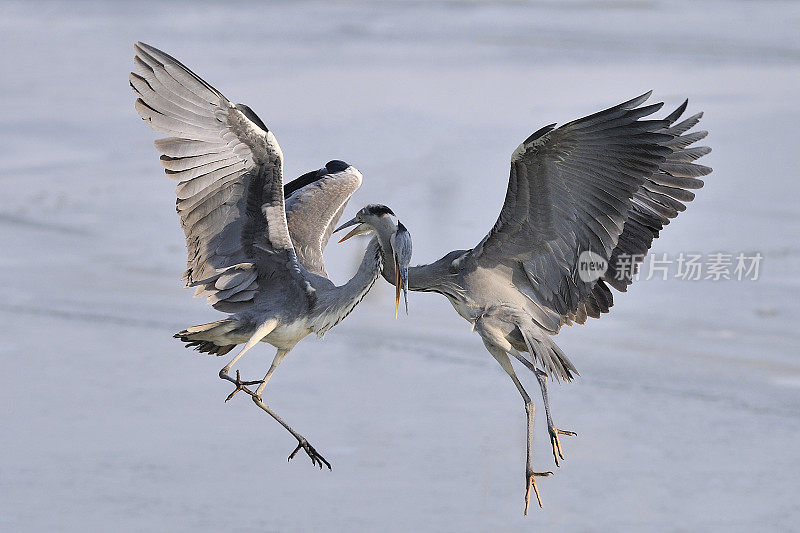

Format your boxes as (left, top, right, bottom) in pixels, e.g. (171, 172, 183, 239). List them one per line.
(133, 41, 150, 57)
(523, 123, 557, 145)
(135, 41, 156, 54)
(664, 99, 689, 124)
(625, 90, 653, 109)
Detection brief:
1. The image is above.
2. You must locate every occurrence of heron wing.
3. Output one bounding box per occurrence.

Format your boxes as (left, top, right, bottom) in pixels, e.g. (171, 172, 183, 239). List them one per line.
(469, 92, 691, 325)
(284, 168, 363, 278)
(131, 42, 308, 313)
(567, 102, 712, 324)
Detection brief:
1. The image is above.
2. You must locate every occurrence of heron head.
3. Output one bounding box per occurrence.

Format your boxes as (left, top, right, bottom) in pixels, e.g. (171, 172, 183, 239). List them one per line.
(334, 205, 413, 317)
(334, 204, 396, 243)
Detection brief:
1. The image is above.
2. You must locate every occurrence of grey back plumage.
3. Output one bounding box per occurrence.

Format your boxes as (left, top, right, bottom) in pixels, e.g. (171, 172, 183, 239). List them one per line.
(130, 42, 309, 313)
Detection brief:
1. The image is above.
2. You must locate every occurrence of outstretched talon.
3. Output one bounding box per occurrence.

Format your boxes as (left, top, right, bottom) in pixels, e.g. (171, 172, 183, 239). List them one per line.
(548, 427, 577, 467)
(289, 437, 332, 470)
(220, 369, 263, 402)
(524, 470, 553, 515)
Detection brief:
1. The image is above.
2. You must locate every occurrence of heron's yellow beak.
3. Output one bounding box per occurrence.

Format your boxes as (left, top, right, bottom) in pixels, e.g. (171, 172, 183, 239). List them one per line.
(333, 218, 369, 243)
(395, 255, 401, 319)
(337, 226, 363, 243)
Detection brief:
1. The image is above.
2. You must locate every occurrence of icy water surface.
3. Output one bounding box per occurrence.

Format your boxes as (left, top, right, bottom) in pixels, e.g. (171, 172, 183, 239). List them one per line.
(1, 1, 799, 531)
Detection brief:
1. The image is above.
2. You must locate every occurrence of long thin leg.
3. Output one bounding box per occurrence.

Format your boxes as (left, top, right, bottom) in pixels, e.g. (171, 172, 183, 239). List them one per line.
(509, 349, 577, 467)
(219, 319, 277, 399)
(249, 349, 331, 470)
(253, 349, 289, 398)
(484, 342, 552, 515)
(534, 369, 576, 467)
(214, 322, 329, 470)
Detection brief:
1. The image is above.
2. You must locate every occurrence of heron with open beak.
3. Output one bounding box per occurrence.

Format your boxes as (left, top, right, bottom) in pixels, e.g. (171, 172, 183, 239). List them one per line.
(335, 204, 413, 318)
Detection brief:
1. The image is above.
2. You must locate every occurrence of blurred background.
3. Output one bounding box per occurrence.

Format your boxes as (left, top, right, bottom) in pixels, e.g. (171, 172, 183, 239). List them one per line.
(1, 1, 798, 531)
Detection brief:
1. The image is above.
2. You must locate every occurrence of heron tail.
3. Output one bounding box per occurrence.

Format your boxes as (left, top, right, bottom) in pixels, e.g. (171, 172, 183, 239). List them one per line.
(174, 318, 239, 356)
(519, 327, 579, 382)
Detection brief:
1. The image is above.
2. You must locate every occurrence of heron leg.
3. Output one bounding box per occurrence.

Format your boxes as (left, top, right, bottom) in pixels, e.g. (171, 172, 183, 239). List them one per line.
(250, 349, 331, 470)
(218, 319, 277, 401)
(534, 369, 577, 467)
(485, 341, 552, 515)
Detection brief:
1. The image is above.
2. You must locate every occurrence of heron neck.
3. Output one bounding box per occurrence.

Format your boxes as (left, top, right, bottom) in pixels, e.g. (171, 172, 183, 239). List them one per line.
(313, 237, 383, 335)
(372, 220, 461, 297)
(406, 257, 462, 295)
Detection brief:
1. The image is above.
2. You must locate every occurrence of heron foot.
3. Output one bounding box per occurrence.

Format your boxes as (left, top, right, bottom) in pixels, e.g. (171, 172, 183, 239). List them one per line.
(220, 369, 263, 402)
(548, 427, 577, 466)
(289, 437, 331, 470)
(524, 470, 553, 515)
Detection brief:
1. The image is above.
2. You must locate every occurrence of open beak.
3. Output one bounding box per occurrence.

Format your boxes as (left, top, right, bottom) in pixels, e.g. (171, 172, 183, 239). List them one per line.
(334, 217, 369, 243)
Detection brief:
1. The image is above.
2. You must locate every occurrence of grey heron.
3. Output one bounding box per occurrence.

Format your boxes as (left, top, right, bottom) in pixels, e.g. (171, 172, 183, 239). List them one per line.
(130, 42, 412, 469)
(337, 93, 712, 513)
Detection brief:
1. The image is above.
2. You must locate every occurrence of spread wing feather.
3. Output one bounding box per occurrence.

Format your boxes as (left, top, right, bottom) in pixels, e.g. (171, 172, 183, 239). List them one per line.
(469, 93, 711, 329)
(284, 167, 363, 278)
(575, 103, 712, 322)
(131, 42, 308, 313)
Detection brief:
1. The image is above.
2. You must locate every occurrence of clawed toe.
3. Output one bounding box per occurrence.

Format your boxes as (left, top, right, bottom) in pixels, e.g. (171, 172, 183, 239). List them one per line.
(549, 427, 577, 466)
(220, 369, 263, 402)
(524, 471, 553, 515)
(289, 438, 331, 470)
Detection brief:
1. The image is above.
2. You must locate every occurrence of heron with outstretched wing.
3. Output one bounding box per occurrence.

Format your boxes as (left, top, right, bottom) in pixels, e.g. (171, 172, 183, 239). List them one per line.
(336, 93, 711, 513)
(131, 42, 412, 469)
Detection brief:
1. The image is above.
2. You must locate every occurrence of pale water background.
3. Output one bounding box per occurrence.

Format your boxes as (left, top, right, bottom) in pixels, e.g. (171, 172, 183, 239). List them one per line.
(1, 1, 798, 531)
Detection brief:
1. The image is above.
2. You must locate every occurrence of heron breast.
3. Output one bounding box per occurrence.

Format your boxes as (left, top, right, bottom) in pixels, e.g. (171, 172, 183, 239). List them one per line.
(262, 319, 312, 349)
